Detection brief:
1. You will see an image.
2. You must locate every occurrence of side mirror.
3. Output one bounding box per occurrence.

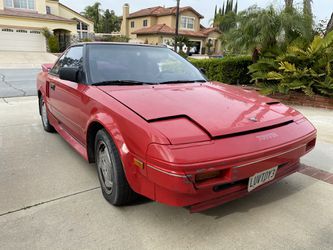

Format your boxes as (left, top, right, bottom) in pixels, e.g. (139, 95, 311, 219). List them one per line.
(59, 67, 79, 82)
(42, 63, 54, 72)
(199, 68, 206, 75)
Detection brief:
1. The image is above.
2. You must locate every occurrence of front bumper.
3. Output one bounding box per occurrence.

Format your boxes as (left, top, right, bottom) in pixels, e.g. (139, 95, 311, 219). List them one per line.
(145, 131, 316, 211)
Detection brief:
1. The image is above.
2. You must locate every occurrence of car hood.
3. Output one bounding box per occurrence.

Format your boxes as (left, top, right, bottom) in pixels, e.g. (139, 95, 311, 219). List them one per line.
(98, 82, 301, 140)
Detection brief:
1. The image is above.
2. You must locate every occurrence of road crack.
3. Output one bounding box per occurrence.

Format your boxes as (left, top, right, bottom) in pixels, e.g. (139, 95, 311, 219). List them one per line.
(1, 98, 9, 104)
(0, 186, 100, 217)
(0, 72, 27, 96)
(0, 72, 5, 82)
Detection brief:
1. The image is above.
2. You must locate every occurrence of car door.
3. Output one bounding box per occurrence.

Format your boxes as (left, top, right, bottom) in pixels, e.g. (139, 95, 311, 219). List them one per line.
(47, 46, 89, 145)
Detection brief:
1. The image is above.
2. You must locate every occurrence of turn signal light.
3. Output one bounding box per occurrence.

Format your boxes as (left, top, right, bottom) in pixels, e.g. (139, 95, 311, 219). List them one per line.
(195, 171, 220, 182)
(134, 158, 144, 169)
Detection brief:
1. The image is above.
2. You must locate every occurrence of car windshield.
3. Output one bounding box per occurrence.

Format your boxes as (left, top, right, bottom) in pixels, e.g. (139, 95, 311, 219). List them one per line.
(87, 44, 206, 85)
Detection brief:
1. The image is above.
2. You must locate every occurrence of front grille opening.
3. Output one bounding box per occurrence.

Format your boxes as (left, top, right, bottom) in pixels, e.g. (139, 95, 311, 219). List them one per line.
(214, 120, 293, 140)
(266, 101, 281, 105)
(213, 179, 248, 192)
(306, 139, 316, 151)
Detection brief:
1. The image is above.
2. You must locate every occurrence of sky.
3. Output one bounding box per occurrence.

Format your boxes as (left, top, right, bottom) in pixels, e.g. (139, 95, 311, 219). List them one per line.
(61, 0, 332, 27)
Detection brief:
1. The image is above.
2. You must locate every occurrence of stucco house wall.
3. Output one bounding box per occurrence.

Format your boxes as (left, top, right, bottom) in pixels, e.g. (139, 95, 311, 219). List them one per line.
(0, 0, 95, 52)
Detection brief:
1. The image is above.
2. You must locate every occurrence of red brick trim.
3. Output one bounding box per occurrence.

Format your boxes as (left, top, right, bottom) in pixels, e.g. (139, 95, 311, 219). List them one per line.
(298, 164, 333, 184)
(240, 86, 333, 110)
(269, 92, 333, 110)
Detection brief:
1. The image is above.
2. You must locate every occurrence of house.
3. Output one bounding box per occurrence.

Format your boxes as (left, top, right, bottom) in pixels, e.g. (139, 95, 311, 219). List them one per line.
(120, 4, 221, 55)
(0, 0, 94, 52)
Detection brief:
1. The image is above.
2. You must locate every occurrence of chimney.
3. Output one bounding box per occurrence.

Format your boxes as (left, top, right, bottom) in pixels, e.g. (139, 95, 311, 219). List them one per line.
(121, 3, 130, 37)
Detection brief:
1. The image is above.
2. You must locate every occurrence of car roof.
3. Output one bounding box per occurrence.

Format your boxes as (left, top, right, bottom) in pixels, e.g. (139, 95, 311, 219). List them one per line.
(74, 42, 166, 49)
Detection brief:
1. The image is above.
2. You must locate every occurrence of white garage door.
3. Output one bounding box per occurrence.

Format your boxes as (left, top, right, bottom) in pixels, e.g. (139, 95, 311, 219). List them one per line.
(0, 28, 46, 52)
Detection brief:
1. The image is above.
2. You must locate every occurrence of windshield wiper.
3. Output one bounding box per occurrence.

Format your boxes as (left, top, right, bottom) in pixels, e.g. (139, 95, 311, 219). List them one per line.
(158, 80, 206, 84)
(92, 80, 156, 86)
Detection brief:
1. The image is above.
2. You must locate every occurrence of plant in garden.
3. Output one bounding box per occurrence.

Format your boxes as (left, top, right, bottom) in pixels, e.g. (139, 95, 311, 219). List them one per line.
(190, 56, 252, 84)
(41, 28, 60, 53)
(249, 31, 333, 97)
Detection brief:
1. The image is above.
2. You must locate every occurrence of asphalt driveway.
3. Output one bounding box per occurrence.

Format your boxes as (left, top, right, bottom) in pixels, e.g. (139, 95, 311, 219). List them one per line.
(0, 96, 332, 249)
(0, 68, 40, 98)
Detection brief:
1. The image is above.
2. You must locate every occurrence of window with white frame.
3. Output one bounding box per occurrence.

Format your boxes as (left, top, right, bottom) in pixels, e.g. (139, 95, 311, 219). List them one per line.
(181, 16, 195, 30)
(5, 0, 35, 10)
(77, 20, 89, 40)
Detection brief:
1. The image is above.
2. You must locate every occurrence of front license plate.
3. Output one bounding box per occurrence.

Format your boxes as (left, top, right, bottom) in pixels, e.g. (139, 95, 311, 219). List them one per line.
(248, 166, 278, 192)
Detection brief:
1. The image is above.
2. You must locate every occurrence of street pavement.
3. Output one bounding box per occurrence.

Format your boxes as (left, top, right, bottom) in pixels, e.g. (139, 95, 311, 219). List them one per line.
(0, 97, 332, 250)
(0, 68, 40, 97)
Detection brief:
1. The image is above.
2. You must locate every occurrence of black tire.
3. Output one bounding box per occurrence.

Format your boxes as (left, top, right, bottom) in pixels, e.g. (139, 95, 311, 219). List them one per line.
(39, 95, 55, 133)
(95, 129, 138, 206)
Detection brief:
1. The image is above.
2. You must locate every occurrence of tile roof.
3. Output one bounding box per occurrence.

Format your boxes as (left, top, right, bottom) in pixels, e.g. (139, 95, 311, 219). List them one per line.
(133, 24, 209, 38)
(0, 9, 76, 23)
(128, 6, 204, 19)
(201, 27, 221, 35)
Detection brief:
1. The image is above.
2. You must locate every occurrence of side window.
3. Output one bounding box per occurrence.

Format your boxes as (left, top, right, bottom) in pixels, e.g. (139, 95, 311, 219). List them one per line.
(62, 46, 83, 68)
(50, 53, 66, 75)
(50, 46, 83, 75)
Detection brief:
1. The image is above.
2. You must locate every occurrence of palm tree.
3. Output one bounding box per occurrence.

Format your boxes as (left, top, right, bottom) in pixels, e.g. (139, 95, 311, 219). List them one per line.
(224, 5, 314, 56)
(225, 6, 281, 54)
(214, 0, 238, 32)
(303, 0, 312, 17)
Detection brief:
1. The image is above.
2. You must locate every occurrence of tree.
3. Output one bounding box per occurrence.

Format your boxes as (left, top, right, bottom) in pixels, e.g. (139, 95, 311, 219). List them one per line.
(285, 0, 293, 10)
(102, 9, 121, 33)
(224, 5, 314, 56)
(214, 0, 238, 32)
(303, 0, 312, 17)
(81, 2, 102, 32)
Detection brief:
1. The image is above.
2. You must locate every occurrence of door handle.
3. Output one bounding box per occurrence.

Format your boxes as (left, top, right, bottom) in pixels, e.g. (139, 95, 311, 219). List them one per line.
(50, 83, 56, 91)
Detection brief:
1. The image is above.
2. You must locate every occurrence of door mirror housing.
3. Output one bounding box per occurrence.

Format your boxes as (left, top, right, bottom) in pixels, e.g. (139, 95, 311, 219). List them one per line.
(59, 67, 79, 82)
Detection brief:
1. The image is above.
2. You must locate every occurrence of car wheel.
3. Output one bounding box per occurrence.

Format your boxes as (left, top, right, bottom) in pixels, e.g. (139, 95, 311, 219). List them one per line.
(95, 129, 138, 206)
(39, 95, 55, 133)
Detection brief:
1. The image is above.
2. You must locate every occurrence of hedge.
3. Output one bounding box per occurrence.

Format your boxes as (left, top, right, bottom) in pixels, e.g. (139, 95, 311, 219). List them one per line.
(189, 56, 253, 85)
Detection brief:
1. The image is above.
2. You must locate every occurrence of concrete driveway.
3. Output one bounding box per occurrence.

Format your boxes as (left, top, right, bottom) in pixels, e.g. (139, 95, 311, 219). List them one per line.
(0, 68, 41, 97)
(0, 51, 57, 98)
(0, 51, 57, 69)
(0, 97, 332, 249)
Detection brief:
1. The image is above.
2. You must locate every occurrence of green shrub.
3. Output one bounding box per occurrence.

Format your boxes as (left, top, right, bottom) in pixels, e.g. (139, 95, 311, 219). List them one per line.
(95, 35, 130, 42)
(249, 31, 333, 97)
(82, 38, 93, 42)
(189, 56, 252, 85)
(48, 35, 60, 53)
(178, 51, 188, 59)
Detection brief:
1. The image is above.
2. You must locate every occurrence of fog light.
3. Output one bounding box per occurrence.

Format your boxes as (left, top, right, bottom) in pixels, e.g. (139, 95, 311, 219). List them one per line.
(195, 171, 220, 182)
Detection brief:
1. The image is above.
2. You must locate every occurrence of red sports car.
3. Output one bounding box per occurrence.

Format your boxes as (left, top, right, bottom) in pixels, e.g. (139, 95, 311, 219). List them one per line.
(37, 43, 316, 212)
